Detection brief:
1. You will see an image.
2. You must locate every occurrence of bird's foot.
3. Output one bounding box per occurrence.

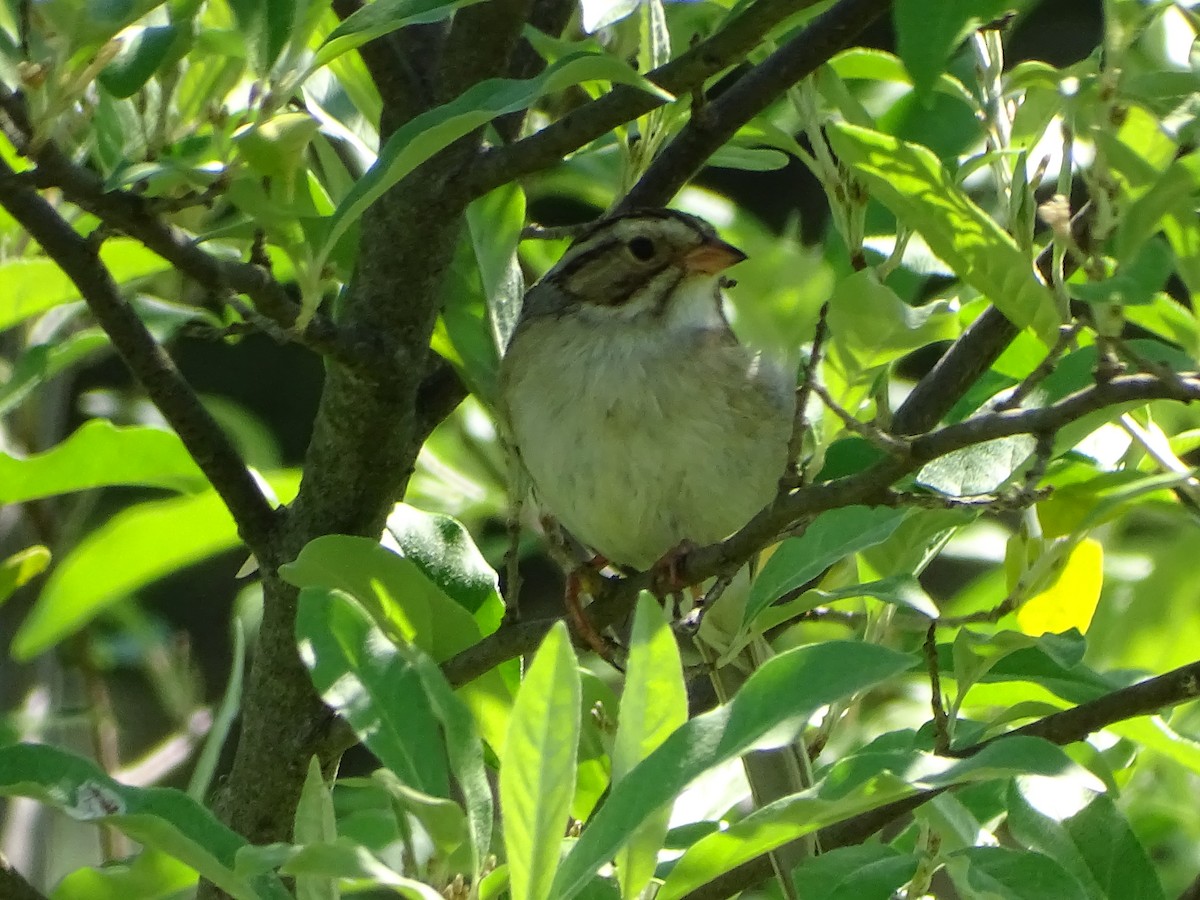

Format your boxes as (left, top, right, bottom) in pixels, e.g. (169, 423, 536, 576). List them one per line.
(649, 539, 699, 598)
(564, 557, 625, 672)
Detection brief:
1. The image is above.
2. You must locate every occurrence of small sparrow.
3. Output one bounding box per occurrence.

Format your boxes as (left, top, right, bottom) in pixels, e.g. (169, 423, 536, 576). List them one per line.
(499, 209, 794, 571)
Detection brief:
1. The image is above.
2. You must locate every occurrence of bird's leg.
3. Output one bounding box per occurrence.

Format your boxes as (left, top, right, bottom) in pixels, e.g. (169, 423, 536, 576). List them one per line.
(564, 556, 625, 671)
(648, 539, 699, 598)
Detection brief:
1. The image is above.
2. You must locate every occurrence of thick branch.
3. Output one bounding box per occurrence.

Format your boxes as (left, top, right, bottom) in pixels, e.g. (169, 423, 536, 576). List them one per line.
(0, 159, 279, 558)
(0, 86, 367, 374)
(443, 371, 1200, 684)
(210, 0, 532, 864)
(620, 0, 891, 210)
(682, 656, 1200, 898)
(466, 0, 824, 198)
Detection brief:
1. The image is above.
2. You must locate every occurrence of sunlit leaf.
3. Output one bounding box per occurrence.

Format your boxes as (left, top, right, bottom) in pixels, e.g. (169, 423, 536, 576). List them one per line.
(612, 595, 688, 898)
(0, 743, 289, 900)
(0, 420, 208, 504)
(1017, 539, 1103, 637)
(826, 123, 1059, 343)
(0, 239, 170, 332)
(552, 642, 913, 899)
(502, 622, 581, 900)
(316, 52, 671, 269)
(12, 472, 300, 660)
(0, 545, 50, 605)
(746, 507, 909, 626)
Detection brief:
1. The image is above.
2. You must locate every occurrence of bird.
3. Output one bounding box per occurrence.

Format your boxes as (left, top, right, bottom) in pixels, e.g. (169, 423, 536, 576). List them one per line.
(498, 208, 795, 574)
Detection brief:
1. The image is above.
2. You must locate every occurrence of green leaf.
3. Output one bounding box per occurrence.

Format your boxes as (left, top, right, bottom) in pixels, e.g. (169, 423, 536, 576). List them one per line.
(786, 574, 940, 620)
(502, 622, 581, 900)
(829, 47, 975, 105)
(612, 595, 688, 899)
(948, 846, 1089, 900)
(1006, 781, 1106, 900)
(296, 589, 450, 797)
(100, 25, 182, 98)
(660, 737, 1091, 899)
(1069, 238, 1175, 306)
(281, 534, 483, 660)
(281, 530, 515, 762)
(916, 434, 1038, 496)
(826, 123, 1059, 343)
(398, 642, 494, 878)
(294, 757, 338, 900)
(0, 239, 170, 332)
(1117, 151, 1200, 263)
(0, 330, 110, 417)
(12, 470, 300, 660)
(746, 506, 909, 626)
(52, 849, 197, 900)
(316, 52, 671, 270)
(0, 545, 50, 605)
(465, 182, 526, 380)
(1064, 794, 1166, 900)
(0, 743, 289, 900)
(385, 503, 504, 633)
(552, 641, 914, 900)
(791, 845, 921, 900)
(707, 145, 791, 172)
(893, 0, 1022, 94)
(827, 269, 958, 377)
(273, 839, 445, 897)
(310, 0, 485, 72)
(0, 420, 209, 504)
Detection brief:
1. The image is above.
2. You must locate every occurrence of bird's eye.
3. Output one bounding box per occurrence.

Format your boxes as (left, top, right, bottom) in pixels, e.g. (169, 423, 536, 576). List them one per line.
(627, 236, 656, 261)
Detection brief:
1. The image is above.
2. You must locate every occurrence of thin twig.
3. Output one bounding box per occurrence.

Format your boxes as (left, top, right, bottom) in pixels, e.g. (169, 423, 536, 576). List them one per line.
(0, 156, 280, 558)
(619, 0, 891, 210)
(468, 0, 830, 198)
(996, 322, 1083, 411)
(924, 621, 950, 754)
(811, 381, 912, 458)
(443, 372, 1200, 685)
(780, 300, 831, 493)
(0, 85, 368, 375)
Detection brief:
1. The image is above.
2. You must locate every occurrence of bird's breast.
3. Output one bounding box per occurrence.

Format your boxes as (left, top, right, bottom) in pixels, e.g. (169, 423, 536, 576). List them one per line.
(501, 317, 791, 568)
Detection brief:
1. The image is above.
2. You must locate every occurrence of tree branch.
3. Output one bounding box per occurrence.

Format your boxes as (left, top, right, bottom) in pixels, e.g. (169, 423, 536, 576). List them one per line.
(681, 656, 1200, 899)
(443, 371, 1200, 684)
(0, 86, 369, 375)
(0, 854, 48, 900)
(619, 0, 891, 210)
(893, 203, 1096, 435)
(466, 0, 825, 198)
(209, 0, 533, 863)
(0, 158, 280, 558)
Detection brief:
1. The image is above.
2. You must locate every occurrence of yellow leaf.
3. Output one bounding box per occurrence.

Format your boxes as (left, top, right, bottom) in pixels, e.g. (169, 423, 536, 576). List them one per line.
(1017, 538, 1104, 636)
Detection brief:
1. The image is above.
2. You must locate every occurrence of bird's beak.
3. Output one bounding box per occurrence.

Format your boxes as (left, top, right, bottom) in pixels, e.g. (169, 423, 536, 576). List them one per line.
(682, 237, 747, 275)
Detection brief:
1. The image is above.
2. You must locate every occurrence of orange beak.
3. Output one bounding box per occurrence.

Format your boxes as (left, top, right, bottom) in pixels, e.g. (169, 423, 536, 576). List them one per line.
(682, 237, 747, 275)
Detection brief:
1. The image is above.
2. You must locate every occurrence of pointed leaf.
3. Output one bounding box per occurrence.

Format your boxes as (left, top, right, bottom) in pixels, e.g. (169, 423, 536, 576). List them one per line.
(0, 743, 289, 900)
(0, 420, 208, 503)
(612, 595, 688, 898)
(502, 622, 581, 900)
(826, 123, 1059, 343)
(746, 507, 909, 626)
(316, 52, 671, 268)
(552, 641, 914, 899)
(297, 589, 451, 797)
